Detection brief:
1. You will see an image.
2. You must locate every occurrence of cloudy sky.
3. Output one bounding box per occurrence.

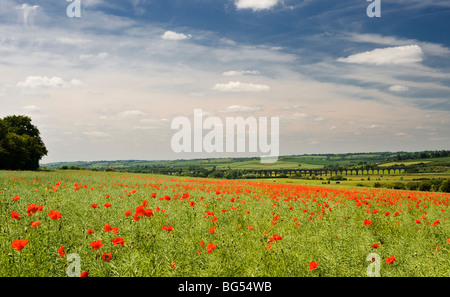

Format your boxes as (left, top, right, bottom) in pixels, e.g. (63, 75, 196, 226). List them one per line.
(1, 0, 449, 163)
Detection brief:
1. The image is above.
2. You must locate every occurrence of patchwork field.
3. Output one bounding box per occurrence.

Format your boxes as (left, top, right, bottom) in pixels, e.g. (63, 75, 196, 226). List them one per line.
(1, 169, 449, 277)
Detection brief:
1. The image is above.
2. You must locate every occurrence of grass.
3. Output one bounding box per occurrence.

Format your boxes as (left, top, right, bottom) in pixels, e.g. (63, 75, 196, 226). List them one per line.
(1, 169, 449, 277)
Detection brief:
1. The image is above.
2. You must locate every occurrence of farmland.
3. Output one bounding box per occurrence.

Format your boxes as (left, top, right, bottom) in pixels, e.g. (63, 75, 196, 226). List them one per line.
(1, 169, 449, 277)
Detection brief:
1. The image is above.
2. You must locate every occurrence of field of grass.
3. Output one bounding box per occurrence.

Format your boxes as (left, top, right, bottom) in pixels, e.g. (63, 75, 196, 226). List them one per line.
(1, 169, 450, 277)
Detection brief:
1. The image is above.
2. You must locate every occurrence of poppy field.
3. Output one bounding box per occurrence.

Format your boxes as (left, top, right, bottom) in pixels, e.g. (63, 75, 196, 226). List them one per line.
(1, 169, 450, 277)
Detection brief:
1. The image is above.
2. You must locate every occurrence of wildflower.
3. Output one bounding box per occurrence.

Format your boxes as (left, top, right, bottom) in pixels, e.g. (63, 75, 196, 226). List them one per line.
(206, 242, 217, 253)
(103, 203, 112, 208)
(125, 210, 132, 217)
(371, 243, 379, 249)
(111, 237, 125, 246)
(31, 221, 40, 227)
(363, 219, 372, 226)
(309, 261, 319, 271)
(80, 271, 89, 277)
(102, 252, 111, 262)
(432, 220, 440, 227)
(89, 240, 104, 250)
(48, 210, 62, 220)
(27, 203, 39, 216)
(190, 201, 195, 207)
(386, 255, 396, 264)
(11, 239, 28, 251)
(10, 212, 20, 220)
(12, 196, 20, 201)
(91, 204, 98, 208)
(58, 245, 65, 258)
(88, 229, 94, 235)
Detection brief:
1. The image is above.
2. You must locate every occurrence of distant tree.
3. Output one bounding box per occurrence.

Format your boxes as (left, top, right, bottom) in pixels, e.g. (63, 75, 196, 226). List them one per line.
(0, 115, 48, 171)
(440, 179, 450, 193)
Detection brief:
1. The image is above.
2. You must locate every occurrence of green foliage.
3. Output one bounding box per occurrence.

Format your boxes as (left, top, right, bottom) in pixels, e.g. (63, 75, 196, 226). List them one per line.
(440, 179, 450, 193)
(0, 115, 47, 171)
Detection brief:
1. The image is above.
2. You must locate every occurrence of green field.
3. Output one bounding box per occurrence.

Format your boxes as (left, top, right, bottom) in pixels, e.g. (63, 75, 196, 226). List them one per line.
(1, 169, 450, 277)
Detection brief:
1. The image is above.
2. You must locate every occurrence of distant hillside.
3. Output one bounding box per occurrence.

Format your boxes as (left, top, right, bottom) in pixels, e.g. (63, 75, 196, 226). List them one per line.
(41, 150, 450, 175)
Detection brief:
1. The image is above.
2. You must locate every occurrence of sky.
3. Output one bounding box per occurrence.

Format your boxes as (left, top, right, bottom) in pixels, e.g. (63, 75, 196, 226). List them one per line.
(0, 0, 449, 163)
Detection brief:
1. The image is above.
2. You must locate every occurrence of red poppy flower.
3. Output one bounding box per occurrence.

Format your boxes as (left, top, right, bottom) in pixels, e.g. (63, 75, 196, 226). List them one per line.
(80, 271, 89, 277)
(27, 203, 39, 216)
(209, 227, 216, 234)
(309, 261, 319, 271)
(104, 224, 113, 232)
(171, 262, 176, 269)
(12, 196, 20, 201)
(31, 221, 40, 227)
(102, 252, 111, 262)
(11, 239, 28, 251)
(124, 210, 132, 217)
(48, 210, 62, 220)
(371, 243, 379, 249)
(432, 220, 440, 226)
(248, 225, 254, 230)
(103, 203, 112, 208)
(10, 212, 20, 220)
(91, 204, 98, 208)
(111, 237, 125, 246)
(144, 208, 153, 217)
(88, 229, 94, 235)
(363, 219, 371, 226)
(200, 240, 205, 248)
(89, 240, 104, 250)
(190, 201, 195, 207)
(206, 242, 217, 253)
(58, 245, 65, 258)
(386, 255, 396, 264)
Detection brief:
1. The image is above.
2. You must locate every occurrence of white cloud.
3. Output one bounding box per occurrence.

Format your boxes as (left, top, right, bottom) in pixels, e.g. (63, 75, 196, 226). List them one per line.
(389, 85, 409, 92)
(83, 131, 110, 138)
(58, 37, 92, 45)
(118, 110, 147, 118)
(16, 76, 84, 88)
(161, 31, 192, 41)
(222, 70, 260, 76)
(337, 45, 424, 65)
(212, 81, 270, 92)
(18, 4, 39, 27)
(235, 0, 280, 11)
(346, 33, 450, 57)
(217, 105, 263, 113)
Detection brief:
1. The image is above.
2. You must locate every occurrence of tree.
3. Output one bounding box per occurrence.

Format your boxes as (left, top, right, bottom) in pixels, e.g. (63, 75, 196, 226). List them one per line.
(0, 115, 48, 171)
(440, 179, 450, 193)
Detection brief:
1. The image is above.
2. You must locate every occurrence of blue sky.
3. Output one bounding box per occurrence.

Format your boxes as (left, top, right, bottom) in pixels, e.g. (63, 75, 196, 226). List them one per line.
(0, 0, 449, 163)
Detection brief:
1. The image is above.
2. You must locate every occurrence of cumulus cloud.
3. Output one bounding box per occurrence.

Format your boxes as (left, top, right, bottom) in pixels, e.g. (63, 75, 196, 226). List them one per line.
(222, 70, 260, 76)
(16, 76, 83, 88)
(212, 81, 270, 92)
(118, 110, 147, 118)
(389, 85, 409, 92)
(235, 0, 280, 11)
(161, 31, 192, 41)
(336, 45, 424, 65)
(216, 105, 263, 113)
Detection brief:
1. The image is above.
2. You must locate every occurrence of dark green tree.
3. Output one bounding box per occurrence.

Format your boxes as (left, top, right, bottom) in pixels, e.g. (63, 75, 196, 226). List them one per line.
(0, 115, 48, 171)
